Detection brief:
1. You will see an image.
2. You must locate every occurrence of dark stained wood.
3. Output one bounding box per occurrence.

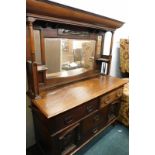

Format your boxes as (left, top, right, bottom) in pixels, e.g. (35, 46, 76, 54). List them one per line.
(70, 118, 117, 155)
(26, 25, 31, 60)
(32, 26, 100, 87)
(81, 108, 108, 135)
(27, 61, 40, 99)
(47, 99, 99, 135)
(41, 70, 100, 90)
(27, 0, 124, 30)
(30, 76, 127, 155)
(40, 29, 46, 65)
(27, 17, 36, 62)
(26, 144, 43, 155)
(26, 0, 124, 88)
(32, 76, 128, 118)
(27, 13, 115, 31)
(42, 27, 97, 40)
(96, 57, 111, 63)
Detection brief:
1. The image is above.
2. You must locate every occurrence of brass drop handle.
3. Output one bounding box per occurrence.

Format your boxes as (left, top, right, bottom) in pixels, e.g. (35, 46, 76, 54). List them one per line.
(86, 105, 94, 113)
(93, 115, 100, 122)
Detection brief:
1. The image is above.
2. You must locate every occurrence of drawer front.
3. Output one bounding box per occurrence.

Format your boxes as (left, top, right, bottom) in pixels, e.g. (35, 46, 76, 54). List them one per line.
(100, 87, 123, 108)
(53, 106, 85, 132)
(49, 98, 99, 133)
(84, 98, 99, 114)
(81, 107, 108, 135)
(82, 123, 104, 142)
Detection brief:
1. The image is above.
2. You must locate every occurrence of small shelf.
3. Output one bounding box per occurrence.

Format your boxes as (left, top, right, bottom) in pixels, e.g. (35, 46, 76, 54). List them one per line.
(96, 58, 110, 63)
(37, 65, 48, 72)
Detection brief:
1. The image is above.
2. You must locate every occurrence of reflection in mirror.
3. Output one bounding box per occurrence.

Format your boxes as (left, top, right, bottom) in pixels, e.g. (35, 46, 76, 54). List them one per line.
(44, 38, 96, 77)
(103, 31, 112, 55)
(34, 30, 42, 64)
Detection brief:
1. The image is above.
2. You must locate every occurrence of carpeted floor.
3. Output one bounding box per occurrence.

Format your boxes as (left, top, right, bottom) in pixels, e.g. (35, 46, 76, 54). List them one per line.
(75, 123, 129, 155)
(27, 123, 129, 155)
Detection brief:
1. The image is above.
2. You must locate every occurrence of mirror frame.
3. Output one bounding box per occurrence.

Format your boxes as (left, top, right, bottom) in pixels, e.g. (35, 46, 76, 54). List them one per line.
(32, 25, 105, 89)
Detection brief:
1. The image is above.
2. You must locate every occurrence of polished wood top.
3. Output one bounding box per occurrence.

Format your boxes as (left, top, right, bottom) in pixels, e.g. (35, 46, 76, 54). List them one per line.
(26, 0, 124, 30)
(32, 75, 128, 118)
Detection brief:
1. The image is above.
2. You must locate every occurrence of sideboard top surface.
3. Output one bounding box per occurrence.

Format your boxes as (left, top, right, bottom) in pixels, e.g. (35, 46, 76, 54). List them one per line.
(32, 75, 128, 118)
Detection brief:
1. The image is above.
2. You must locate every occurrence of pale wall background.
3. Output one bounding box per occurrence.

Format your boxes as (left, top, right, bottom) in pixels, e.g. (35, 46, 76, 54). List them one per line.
(26, 0, 129, 148)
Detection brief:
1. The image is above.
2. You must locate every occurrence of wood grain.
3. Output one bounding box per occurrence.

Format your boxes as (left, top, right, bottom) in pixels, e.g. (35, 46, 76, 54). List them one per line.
(32, 75, 128, 118)
(26, 0, 124, 30)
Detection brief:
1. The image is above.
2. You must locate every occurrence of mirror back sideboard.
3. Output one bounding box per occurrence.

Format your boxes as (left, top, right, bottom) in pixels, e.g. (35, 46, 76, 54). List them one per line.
(26, 1, 127, 155)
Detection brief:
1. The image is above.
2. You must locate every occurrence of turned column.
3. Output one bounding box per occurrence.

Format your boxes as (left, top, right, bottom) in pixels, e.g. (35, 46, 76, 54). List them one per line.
(26, 17, 40, 99)
(27, 17, 36, 62)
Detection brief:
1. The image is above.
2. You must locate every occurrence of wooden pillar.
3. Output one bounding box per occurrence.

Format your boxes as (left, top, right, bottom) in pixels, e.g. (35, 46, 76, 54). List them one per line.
(26, 61, 40, 99)
(27, 17, 36, 62)
(40, 29, 46, 65)
(26, 17, 40, 99)
(32, 62, 40, 98)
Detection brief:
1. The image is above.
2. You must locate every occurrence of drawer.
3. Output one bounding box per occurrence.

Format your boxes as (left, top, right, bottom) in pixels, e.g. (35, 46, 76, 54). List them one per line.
(49, 98, 99, 133)
(100, 87, 123, 108)
(82, 123, 104, 142)
(81, 107, 108, 135)
(84, 98, 99, 114)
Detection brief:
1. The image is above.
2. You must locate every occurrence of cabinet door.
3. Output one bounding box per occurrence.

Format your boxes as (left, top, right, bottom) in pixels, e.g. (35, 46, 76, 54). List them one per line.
(52, 123, 81, 155)
(108, 101, 121, 121)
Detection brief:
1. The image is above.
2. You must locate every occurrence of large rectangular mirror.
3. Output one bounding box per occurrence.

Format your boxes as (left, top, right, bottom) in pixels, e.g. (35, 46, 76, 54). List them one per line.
(44, 38, 96, 77)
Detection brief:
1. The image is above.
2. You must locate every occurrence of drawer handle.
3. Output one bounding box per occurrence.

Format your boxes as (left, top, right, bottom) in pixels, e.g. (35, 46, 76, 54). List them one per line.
(92, 127, 98, 134)
(64, 115, 73, 125)
(93, 115, 100, 122)
(86, 105, 94, 113)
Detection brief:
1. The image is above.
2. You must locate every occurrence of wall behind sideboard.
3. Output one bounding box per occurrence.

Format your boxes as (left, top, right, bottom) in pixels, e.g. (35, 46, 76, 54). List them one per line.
(26, 0, 129, 148)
